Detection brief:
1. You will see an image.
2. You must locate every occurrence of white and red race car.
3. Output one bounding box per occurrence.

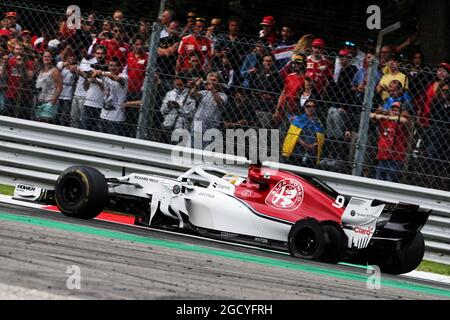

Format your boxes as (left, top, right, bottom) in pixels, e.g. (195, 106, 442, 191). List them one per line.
(13, 164, 430, 274)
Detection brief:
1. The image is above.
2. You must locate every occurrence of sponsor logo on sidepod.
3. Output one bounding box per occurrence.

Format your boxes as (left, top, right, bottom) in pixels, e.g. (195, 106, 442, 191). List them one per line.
(265, 179, 304, 211)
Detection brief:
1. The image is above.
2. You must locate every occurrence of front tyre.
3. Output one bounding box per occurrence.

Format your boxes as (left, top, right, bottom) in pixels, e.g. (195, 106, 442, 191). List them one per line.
(288, 218, 326, 260)
(378, 232, 425, 275)
(55, 166, 108, 220)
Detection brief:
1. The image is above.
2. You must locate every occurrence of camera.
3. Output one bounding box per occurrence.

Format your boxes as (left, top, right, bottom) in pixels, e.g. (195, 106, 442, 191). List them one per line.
(168, 101, 180, 108)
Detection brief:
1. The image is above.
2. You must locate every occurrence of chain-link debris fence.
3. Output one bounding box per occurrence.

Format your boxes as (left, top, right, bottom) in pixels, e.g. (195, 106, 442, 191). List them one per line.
(0, 1, 449, 190)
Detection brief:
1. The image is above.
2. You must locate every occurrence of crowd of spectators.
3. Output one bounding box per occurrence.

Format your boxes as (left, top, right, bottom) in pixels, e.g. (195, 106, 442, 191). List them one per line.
(0, 6, 449, 187)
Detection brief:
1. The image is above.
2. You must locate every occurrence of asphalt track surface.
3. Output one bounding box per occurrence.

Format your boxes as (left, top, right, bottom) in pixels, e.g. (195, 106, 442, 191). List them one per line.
(0, 203, 449, 300)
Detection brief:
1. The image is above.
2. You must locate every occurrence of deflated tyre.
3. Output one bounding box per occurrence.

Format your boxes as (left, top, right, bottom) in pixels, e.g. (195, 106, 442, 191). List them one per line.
(55, 166, 108, 220)
(288, 218, 326, 260)
(321, 222, 347, 263)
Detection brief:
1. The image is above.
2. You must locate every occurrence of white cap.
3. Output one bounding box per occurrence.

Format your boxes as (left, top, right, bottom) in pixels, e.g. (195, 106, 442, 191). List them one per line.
(48, 39, 61, 49)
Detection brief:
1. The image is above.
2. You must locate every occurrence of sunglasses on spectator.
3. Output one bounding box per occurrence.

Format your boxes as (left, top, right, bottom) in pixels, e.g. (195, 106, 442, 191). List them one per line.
(345, 41, 356, 47)
(305, 104, 316, 108)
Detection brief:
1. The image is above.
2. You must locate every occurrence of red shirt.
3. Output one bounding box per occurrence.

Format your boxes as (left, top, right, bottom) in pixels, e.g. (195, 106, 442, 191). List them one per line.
(6, 57, 34, 99)
(100, 39, 131, 66)
(306, 55, 333, 94)
(262, 32, 278, 47)
(377, 119, 408, 161)
(418, 82, 438, 128)
(126, 52, 148, 93)
(59, 22, 76, 40)
(283, 73, 305, 114)
(177, 35, 212, 71)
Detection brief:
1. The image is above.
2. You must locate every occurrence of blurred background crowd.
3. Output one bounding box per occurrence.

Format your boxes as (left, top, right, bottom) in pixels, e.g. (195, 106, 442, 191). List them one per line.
(0, 0, 449, 190)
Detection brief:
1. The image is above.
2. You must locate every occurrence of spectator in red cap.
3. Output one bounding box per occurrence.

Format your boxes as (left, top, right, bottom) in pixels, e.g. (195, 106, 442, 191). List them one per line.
(274, 53, 307, 124)
(5, 12, 22, 33)
(333, 40, 365, 82)
(306, 38, 333, 96)
(0, 29, 12, 39)
(258, 16, 278, 47)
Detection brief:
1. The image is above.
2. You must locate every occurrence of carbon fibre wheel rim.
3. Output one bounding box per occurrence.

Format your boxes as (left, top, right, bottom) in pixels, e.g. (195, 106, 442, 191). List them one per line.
(61, 177, 83, 206)
(294, 227, 319, 256)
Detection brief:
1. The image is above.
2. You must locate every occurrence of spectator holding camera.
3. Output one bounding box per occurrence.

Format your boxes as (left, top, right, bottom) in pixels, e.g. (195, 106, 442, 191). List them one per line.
(0, 43, 34, 119)
(176, 17, 212, 75)
(56, 49, 77, 126)
(70, 45, 97, 128)
(190, 72, 227, 149)
(100, 56, 128, 136)
(101, 25, 130, 66)
(157, 20, 181, 89)
(160, 76, 196, 143)
(81, 45, 108, 132)
(88, 20, 114, 54)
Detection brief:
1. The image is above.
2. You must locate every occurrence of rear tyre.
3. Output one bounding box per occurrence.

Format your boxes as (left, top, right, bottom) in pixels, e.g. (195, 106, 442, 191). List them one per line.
(288, 218, 326, 260)
(55, 166, 108, 220)
(378, 232, 425, 275)
(321, 222, 347, 263)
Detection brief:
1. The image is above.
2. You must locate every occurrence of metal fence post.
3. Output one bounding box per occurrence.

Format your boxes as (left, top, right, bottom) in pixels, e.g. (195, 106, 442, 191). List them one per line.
(352, 58, 379, 176)
(352, 22, 401, 176)
(137, 0, 166, 140)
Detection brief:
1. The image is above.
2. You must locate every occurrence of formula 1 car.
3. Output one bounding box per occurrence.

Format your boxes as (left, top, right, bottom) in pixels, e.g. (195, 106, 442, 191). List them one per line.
(13, 164, 431, 274)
